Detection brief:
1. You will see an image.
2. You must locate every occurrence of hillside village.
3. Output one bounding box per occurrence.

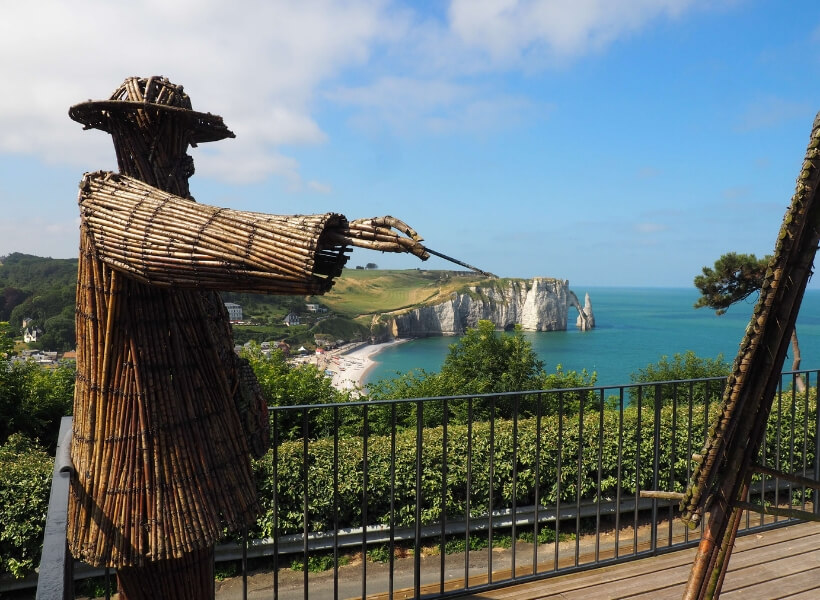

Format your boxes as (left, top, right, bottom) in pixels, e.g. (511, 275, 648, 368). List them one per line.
(0, 254, 491, 357)
(2, 253, 593, 367)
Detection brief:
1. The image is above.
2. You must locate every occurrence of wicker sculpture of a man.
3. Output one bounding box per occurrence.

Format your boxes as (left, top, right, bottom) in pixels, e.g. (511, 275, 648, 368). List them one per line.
(67, 76, 429, 598)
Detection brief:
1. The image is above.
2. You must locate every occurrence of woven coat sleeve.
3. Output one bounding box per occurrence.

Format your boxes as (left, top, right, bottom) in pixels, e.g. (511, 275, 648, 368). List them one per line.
(78, 171, 349, 295)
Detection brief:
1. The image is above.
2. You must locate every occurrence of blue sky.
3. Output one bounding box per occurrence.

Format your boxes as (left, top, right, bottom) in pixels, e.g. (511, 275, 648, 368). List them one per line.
(1, 1, 819, 288)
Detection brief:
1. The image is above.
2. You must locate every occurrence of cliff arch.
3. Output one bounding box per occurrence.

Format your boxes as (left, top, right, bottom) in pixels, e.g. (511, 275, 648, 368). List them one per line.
(569, 290, 595, 331)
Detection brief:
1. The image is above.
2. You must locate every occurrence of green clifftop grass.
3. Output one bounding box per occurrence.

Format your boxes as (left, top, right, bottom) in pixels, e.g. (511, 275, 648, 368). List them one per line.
(318, 269, 501, 316)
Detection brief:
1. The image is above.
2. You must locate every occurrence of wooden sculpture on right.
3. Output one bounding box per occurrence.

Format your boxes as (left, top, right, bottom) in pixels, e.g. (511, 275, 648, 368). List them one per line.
(679, 111, 820, 600)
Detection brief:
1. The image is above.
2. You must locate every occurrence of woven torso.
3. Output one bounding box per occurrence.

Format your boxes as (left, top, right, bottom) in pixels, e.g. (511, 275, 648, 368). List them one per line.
(68, 228, 258, 568)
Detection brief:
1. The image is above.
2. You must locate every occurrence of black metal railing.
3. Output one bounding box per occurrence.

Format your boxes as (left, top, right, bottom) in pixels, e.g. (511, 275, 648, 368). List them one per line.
(32, 370, 820, 599)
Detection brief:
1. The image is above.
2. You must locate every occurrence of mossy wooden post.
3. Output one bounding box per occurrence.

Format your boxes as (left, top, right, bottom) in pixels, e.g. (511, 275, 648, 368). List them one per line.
(679, 111, 820, 600)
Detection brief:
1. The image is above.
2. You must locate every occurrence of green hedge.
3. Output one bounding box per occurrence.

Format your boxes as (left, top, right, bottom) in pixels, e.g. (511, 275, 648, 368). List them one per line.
(0, 435, 53, 578)
(254, 393, 817, 538)
(1, 393, 815, 579)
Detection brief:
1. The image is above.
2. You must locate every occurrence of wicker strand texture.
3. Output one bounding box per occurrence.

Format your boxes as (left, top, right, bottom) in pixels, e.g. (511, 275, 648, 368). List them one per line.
(70, 171, 433, 568)
(678, 111, 820, 599)
(68, 76, 432, 575)
(79, 171, 349, 295)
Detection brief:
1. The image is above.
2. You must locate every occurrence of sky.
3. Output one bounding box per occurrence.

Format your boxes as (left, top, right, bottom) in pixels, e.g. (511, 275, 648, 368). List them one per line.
(1, 0, 820, 288)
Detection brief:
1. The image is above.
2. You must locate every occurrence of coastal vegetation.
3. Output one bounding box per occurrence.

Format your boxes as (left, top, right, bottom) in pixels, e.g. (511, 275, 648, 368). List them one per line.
(0, 254, 501, 352)
(0, 323, 756, 576)
(0, 302, 796, 586)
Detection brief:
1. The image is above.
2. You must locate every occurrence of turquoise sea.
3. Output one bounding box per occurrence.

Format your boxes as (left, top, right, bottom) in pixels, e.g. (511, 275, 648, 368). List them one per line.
(364, 287, 820, 387)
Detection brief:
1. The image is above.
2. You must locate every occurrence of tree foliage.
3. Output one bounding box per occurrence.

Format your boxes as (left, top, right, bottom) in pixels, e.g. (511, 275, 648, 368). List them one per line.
(0, 321, 14, 359)
(367, 321, 597, 424)
(630, 350, 730, 406)
(693, 252, 769, 315)
(242, 344, 357, 439)
(0, 253, 79, 349)
(0, 434, 53, 579)
(693, 250, 805, 390)
(0, 359, 75, 452)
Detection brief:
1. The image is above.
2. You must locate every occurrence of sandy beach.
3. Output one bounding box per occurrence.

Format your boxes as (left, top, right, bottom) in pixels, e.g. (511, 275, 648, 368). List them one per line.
(303, 339, 408, 392)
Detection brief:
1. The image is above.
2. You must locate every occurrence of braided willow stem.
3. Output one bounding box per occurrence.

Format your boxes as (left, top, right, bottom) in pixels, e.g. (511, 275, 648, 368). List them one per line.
(680, 111, 820, 600)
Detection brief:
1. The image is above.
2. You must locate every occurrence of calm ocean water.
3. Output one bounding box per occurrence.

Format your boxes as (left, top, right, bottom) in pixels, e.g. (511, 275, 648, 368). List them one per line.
(365, 287, 820, 387)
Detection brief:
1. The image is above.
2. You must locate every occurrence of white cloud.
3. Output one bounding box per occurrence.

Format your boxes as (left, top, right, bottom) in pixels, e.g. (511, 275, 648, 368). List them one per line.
(0, 0, 728, 187)
(635, 222, 667, 233)
(447, 0, 717, 66)
(308, 181, 333, 194)
(0, 218, 80, 259)
(0, 0, 387, 184)
(329, 76, 539, 135)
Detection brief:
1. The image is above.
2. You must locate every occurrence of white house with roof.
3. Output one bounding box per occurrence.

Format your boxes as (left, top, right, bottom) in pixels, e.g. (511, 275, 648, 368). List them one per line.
(224, 302, 243, 322)
(23, 326, 43, 343)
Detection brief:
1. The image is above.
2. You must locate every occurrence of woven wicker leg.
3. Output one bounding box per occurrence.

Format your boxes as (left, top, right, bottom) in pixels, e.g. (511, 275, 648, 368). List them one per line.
(116, 547, 214, 600)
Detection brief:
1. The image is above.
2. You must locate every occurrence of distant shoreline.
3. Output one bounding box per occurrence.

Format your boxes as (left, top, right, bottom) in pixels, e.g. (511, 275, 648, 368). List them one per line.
(305, 339, 409, 392)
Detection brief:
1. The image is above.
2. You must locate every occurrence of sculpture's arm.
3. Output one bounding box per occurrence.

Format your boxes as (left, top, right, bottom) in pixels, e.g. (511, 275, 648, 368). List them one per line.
(78, 171, 428, 295)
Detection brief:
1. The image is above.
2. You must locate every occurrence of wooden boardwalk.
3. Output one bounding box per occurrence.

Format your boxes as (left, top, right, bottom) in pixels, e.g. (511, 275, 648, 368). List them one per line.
(462, 521, 820, 600)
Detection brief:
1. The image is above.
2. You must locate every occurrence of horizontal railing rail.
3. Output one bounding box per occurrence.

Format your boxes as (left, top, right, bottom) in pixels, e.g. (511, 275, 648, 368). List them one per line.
(31, 369, 820, 599)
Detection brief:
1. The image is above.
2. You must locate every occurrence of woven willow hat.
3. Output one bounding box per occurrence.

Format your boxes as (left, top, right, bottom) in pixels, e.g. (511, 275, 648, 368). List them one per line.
(69, 76, 234, 144)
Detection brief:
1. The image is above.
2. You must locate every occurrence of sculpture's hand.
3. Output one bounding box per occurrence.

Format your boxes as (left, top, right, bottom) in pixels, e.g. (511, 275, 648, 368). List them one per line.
(329, 215, 430, 260)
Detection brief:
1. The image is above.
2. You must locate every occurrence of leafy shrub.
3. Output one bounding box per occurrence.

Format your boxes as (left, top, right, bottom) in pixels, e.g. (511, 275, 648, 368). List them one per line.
(290, 552, 343, 572)
(0, 359, 75, 452)
(253, 391, 816, 540)
(629, 351, 730, 407)
(0, 434, 53, 578)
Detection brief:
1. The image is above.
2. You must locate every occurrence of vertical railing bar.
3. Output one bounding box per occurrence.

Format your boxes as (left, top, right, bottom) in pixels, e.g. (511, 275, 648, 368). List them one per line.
(789, 377, 797, 515)
(634, 386, 642, 554)
(554, 391, 563, 572)
(813, 371, 820, 516)
(272, 409, 279, 600)
(465, 397, 473, 586)
(242, 527, 248, 600)
(302, 409, 309, 600)
(414, 400, 423, 599)
(684, 381, 694, 544)
(615, 387, 624, 559)
(669, 382, 678, 546)
(776, 385, 783, 523)
(441, 398, 448, 594)
(651, 385, 661, 555)
(700, 380, 708, 538)
(575, 391, 583, 566)
(488, 395, 496, 583)
(362, 405, 369, 600)
(595, 388, 604, 563)
(801, 373, 810, 512)
(759, 396, 768, 528)
(742, 377, 751, 531)
(333, 406, 340, 600)
(511, 393, 519, 579)
(389, 403, 396, 600)
(533, 392, 542, 575)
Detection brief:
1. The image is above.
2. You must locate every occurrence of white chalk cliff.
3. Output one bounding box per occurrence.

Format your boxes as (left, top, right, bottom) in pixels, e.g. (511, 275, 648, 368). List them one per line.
(388, 278, 594, 337)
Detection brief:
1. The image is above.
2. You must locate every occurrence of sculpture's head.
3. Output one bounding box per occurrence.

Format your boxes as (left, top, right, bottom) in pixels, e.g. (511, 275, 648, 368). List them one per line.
(69, 76, 234, 192)
(69, 76, 234, 145)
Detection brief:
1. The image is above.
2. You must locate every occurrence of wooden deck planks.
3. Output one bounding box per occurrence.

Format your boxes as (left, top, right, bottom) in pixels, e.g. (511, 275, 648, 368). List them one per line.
(463, 522, 820, 600)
